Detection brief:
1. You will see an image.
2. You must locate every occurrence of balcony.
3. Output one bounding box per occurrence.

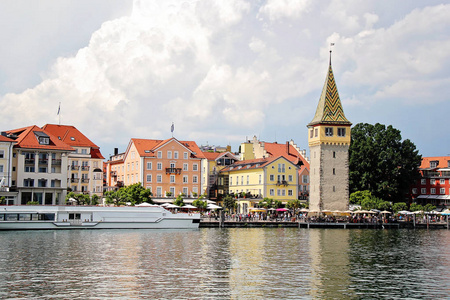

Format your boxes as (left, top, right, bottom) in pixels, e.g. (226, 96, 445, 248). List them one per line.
(111, 171, 117, 177)
(70, 178, 80, 183)
(69, 165, 80, 170)
(81, 166, 90, 171)
(38, 159, 48, 165)
(25, 159, 35, 164)
(166, 167, 182, 175)
(81, 178, 90, 183)
(51, 159, 62, 166)
(276, 180, 289, 186)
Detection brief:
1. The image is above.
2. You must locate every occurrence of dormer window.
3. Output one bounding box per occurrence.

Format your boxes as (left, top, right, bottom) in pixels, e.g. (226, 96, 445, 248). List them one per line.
(34, 131, 50, 145)
(70, 137, 75, 141)
(430, 161, 438, 168)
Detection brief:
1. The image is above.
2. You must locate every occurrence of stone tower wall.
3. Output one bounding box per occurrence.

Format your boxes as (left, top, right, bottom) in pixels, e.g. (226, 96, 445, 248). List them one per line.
(309, 143, 349, 211)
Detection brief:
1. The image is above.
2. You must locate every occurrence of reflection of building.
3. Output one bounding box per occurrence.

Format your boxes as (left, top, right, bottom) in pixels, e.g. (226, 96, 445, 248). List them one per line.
(219, 156, 299, 213)
(308, 55, 351, 211)
(240, 136, 310, 201)
(410, 156, 450, 207)
(5, 126, 73, 205)
(43, 124, 104, 197)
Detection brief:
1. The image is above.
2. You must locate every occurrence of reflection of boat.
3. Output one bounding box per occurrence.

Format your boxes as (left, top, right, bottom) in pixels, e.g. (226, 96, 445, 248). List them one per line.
(0, 205, 200, 230)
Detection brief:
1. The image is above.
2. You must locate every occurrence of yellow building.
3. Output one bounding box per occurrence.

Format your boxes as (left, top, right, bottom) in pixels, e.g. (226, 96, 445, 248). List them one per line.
(220, 155, 298, 213)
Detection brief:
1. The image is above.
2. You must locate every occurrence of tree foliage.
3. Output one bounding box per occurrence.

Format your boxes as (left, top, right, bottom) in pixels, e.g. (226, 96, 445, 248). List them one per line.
(192, 198, 207, 209)
(392, 202, 408, 213)
(223, 194, 237, 212)
(103, 183, 152, 206)
(349, 123, 422, 203)
(174, 194, 185, 207)
(258, 197, 283, 209)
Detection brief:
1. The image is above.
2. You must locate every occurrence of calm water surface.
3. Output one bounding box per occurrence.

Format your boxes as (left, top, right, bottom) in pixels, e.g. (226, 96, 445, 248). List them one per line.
(0, 228, 449, 299)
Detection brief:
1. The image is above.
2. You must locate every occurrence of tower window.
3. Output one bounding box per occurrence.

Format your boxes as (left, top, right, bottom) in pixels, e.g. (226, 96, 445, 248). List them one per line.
(325, 127, 333, 137)
(333, 168, 336, 175)
(333, 151, 336, 158)
(338, 128, 346, 137)
(310, 129, 314, 138)
(314, 128, 318, 137)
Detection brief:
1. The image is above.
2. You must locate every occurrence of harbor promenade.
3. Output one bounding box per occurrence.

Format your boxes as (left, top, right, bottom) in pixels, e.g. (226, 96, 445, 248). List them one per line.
(199, 218, 450, 229)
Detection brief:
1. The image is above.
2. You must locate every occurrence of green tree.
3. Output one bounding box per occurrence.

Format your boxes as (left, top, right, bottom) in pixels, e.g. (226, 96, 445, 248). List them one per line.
(223, 194, 237, 212)
(392, 202, 408, 213)
(349, 123, 422, 203)
(0, 196, 5, 205)
(286, 199, 302, 215)
(409, 203, 424, 212)
(192, 198, 207, 209)
(349, 190, 372, 205)
(91, 194, 100, 206)
(174, 194, 185, 207)
(423, 203, 436, 212)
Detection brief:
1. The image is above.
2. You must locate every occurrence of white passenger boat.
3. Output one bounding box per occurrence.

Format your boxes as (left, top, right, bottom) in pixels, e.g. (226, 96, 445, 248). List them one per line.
(0, 205, 200, 230)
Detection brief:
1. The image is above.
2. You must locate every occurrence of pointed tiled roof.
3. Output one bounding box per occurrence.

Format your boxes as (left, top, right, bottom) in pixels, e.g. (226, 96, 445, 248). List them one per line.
(308, 60, 351, 126)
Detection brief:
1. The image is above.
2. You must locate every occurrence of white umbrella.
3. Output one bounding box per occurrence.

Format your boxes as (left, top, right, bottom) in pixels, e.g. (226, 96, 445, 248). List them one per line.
(207, 204, 223, 210)
(136, 202, 157, 207)
(380, 210, 392, 214)
(165, 204, 180, 209)
(183, 204, 197, 209)
(160, 203, 171, 207)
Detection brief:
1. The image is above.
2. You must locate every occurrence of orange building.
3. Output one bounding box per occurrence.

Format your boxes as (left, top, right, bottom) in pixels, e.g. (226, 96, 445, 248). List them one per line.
(106, 137, 205, 198)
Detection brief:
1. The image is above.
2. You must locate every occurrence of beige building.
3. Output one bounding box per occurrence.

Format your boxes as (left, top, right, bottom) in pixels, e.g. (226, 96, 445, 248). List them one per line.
(5, 126, 74, 205)
(43, 124, 105, 197)
(0, 134, 17, 204)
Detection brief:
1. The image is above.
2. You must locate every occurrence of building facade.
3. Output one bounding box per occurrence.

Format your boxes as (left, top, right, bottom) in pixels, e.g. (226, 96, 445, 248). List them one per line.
(105, 137, 204, 198)
(5, 126, 74, 205)
(220, 156, 299, 213)
(201, 151, 238, 199)
(240, 136, 310, 201)
(307, 57, 352, 211)
(0, 134, 17, 205)
(410, 156, 450, 207)
(42, 124, 104, 197)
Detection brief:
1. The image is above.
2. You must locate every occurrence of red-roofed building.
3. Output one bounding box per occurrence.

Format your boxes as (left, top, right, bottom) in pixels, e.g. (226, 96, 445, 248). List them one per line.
(4, 125, 75, 205)
(105, 137, 205, 199)
(410, 156, 450, 208)
(43, 124, 105, 197)
(240, 136, 310, 201)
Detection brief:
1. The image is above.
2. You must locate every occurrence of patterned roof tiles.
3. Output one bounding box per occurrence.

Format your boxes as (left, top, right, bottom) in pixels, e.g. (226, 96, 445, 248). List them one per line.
(308, 62, 351, 126)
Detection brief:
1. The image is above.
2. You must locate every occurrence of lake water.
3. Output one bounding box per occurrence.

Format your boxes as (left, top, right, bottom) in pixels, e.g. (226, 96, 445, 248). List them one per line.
(0, 228, 449, 299)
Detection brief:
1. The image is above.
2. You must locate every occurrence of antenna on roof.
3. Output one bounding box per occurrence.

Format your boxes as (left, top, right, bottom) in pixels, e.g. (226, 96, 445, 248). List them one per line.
(171, 122, 174, 138)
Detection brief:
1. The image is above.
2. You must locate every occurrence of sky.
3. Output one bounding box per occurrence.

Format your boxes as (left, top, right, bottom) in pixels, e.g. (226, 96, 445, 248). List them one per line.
(0, 0, 449, 159)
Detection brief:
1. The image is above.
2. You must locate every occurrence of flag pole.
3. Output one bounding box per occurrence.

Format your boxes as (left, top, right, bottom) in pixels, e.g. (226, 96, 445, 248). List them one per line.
(58, 102, 61, 125)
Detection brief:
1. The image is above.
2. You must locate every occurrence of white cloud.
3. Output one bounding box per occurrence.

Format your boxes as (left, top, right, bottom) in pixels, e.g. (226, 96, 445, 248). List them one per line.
(0, 0, 449, 157)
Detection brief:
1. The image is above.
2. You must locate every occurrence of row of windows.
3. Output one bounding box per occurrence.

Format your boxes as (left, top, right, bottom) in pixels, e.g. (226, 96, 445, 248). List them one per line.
(413, 188, 449, 195)
(156, 151, 190, 160)
(310, 127, 347, 138)
(147, 186, 199, 197)
(269, 189, 294, 196)
(146, 162, 198, 171)
(146, 174, 198, 184)
(23, 179, 61, 188)
(229, 174, 295, 185)
(421, 179, 449, 185)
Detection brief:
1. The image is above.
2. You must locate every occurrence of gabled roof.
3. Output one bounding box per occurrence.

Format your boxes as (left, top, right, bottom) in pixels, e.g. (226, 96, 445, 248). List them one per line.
(202, 151, 237, 161)
(127, 137, 205, 159)
(5, 125, 74, 151)
(263, 142, 308, 166)
(308, 59, 351, 126)
(42, 124, 104, 159)
(221, 155, 295, 172)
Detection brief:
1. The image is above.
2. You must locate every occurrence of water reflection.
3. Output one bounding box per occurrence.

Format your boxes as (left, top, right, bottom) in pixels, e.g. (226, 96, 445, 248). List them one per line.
(1, 228, 450, 299)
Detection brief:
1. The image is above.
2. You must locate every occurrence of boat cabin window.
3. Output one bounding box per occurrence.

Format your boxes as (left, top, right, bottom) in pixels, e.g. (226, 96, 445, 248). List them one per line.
(19, 214, 32, 221)
(69, 213, 81, 220)
(5, 214, 18, 221)
(0, 214, 4, 221)
(39, 213, 55, 221)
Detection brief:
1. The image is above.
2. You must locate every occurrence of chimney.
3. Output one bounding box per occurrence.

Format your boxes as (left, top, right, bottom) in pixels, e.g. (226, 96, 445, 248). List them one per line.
(286, 142, 289, 155)
(114, 148, 118, 156)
